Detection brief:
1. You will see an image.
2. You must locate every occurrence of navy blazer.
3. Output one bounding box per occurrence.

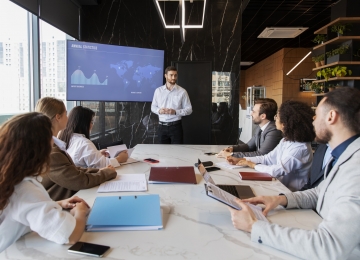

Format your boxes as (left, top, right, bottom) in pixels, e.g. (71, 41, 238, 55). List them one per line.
(300, 144, 328, 191)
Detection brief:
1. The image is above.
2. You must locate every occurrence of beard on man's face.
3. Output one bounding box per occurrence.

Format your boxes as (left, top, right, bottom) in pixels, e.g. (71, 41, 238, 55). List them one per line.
(315, 127, 332, 144)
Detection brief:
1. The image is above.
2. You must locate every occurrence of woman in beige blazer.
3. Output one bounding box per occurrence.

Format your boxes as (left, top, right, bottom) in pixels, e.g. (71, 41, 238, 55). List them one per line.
(35, 97, 117, 201)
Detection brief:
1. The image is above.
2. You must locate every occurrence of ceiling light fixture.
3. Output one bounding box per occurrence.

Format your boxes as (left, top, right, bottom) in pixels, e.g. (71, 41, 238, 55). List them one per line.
(258, 27, 308, 38)
(286, 51, 312, 75)
(153, 0, 207, 42)
(240, 61, 254, 66)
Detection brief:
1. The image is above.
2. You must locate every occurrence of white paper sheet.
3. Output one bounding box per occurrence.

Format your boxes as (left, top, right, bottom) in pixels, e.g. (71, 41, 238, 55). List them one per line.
(97, 174, 147, 192)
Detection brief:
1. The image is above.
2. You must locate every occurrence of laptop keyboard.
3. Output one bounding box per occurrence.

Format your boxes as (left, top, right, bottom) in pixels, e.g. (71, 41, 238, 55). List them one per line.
(217, 185, 239, 198)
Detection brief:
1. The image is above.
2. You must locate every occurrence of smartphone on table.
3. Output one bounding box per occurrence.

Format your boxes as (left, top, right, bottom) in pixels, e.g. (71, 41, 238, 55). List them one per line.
(205, 166, 220, 172)
(68, 242, 110, 257)
(144, 158, 159, 163)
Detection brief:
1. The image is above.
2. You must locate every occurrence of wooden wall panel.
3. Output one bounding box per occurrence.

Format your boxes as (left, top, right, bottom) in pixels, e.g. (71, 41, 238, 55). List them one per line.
(241, 48, 316, 107)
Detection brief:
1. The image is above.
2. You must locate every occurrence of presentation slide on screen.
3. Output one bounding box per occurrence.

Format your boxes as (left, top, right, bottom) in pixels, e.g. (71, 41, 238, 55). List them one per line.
(67, 41, 164, 102)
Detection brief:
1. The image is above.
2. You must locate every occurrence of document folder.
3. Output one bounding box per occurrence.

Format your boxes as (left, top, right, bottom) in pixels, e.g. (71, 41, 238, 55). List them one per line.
(149, 166, 197, 184)
(86, 195, 163, 231)
(239, 171, 273, 181)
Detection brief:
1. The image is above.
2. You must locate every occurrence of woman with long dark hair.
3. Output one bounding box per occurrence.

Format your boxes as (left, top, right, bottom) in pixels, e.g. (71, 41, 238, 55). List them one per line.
(227, 100, 315, 191)
(59, 106, 128, 168)
(35, 97, 117, 201)
(0, 113, 89, 252)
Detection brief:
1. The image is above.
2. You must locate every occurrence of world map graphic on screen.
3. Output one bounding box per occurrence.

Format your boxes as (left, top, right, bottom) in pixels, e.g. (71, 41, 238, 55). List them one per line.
(67, 41, 164, 102)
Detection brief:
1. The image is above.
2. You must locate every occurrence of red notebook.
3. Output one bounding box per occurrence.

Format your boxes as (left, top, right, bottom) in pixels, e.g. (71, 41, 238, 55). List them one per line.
(239, 171, 273, 181)
(149, 167, 197, 184)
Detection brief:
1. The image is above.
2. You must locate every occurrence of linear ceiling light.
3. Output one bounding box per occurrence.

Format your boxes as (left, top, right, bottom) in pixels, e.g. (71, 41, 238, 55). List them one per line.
(153, 0, 207, 29)
(286, 51, 312, 75)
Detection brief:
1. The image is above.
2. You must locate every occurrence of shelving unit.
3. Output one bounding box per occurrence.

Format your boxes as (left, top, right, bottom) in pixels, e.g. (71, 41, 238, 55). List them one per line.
(311, 93, 326, 96)
(312, 61, 360, 71)
(313, 36, 360, 50)
(312, 77, 360, 83)
(312, 17, 360, 89)
(314, 17, 360, 34)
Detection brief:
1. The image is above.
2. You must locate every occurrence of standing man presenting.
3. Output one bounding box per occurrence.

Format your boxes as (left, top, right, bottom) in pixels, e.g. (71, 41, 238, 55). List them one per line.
(151, 66, 192, 144)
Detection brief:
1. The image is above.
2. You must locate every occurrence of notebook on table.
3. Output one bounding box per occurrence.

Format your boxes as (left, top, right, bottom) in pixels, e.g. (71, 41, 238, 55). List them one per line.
(86, 195, 162, 231)
(239, 171, 273, 181)
(198, 159, 255, 199)
(149, 166, 197, 184)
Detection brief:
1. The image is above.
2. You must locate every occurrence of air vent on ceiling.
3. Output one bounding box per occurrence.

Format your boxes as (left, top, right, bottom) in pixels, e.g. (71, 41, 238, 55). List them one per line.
(258, 27, 308, 38)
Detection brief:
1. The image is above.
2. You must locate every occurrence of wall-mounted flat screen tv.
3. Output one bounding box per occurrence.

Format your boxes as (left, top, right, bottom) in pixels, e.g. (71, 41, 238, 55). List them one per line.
(67, 40, 164, 102)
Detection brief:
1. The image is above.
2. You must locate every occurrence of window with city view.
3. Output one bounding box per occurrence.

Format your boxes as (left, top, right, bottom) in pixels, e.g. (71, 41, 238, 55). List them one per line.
(39, 20, 73, 105)
(0, 0, 30, 124)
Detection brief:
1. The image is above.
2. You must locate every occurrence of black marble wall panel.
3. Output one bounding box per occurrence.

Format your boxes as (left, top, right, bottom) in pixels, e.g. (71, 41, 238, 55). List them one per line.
(81, 0, 242, 147)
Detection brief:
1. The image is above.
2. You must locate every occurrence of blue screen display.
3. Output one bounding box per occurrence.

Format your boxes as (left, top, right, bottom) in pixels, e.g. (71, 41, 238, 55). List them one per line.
(67, 40, 164, 102)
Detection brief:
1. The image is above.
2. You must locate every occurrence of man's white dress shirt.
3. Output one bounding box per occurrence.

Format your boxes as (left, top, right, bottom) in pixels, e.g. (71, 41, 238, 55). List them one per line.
(66, 133, 118, 168)
(0, 177, 76, 252)
(151, 84, 192, 122)
(245, 138, 313, 191)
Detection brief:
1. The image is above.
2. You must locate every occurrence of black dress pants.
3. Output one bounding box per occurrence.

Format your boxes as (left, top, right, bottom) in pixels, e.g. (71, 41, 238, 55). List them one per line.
(158, 123, 183, 144)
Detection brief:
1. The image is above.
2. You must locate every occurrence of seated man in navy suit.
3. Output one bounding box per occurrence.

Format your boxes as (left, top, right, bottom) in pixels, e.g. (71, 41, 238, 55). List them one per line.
(300, 143, 332, 190)
(218, 98, 282, 158)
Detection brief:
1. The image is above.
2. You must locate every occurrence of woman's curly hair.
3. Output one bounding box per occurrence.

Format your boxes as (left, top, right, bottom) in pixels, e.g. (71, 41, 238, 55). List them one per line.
(279, 100, 315, 142)
(0, 112, 53, 211)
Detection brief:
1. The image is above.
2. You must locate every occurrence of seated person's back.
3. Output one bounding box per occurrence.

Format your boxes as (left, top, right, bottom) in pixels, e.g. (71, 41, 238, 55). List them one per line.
(59, 106, 128, 169)
(35, 98, 117, 201)
(0, 112, 89, 252)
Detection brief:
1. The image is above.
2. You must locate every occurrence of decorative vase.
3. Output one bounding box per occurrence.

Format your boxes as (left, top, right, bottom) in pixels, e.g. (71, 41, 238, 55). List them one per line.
(320, 60, 325, 66)
(315, 62, 321, 68)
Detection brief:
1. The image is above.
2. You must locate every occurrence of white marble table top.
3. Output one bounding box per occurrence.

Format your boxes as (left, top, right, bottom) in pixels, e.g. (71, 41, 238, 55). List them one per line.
(1, 145, 322, 259)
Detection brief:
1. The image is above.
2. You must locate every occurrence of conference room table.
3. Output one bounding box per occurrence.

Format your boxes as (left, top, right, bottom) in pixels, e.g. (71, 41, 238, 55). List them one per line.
(1, 144, 322, 260)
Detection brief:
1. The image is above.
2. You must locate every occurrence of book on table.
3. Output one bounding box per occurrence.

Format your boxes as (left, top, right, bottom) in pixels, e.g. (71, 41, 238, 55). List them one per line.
(239, 171, 273, 181)
(86, 194, 163, 231)
(148, 166, 197, 184)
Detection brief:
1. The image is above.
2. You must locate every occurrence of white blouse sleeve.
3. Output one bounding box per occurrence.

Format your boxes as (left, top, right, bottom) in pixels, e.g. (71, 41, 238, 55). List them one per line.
(74, 138, 118, 168)
(247, 141, 310, 178)
(12, 183, 76, 244)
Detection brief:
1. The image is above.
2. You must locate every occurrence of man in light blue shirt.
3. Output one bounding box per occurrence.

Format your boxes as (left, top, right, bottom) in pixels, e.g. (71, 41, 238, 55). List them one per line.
(151, 66, 192, 144)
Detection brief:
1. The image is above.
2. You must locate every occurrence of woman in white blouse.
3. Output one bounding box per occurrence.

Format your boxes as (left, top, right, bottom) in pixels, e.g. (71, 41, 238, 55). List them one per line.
(58, 106, 128, 168)
(0, 112, 89, 252)
(227, 100, 315, 191)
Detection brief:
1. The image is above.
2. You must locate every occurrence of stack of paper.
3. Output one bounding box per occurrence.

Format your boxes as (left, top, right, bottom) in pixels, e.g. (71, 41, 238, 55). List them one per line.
(97, 174, 147, 192)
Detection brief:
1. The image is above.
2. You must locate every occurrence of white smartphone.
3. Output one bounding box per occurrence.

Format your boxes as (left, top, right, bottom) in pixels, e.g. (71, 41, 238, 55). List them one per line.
(68, 242, 110, 258)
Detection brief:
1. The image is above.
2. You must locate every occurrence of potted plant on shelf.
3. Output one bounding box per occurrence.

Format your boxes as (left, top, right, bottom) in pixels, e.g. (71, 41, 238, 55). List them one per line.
(312, 35, 326, 45)
(328, 84, 336, 92)
(311, 82, 323, 93)
(312, 56, 321, 68)
(331, 23, 351, 36)
(319, 53, 325, 66)
(312, 54, 325, 67)
(317, 68, 333, 81)
(326, 44, 350, 64)
(331, 66, 352, 77)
